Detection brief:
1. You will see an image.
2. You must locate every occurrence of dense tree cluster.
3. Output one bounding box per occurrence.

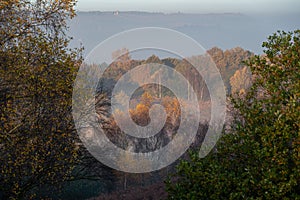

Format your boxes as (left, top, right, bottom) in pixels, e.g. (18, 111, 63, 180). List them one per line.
(100, 46, 253, 99)
(166, 30, 300, 199)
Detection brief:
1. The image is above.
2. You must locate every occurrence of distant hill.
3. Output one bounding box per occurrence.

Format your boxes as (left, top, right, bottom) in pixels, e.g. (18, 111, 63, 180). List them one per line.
(68, 11, 300, 55)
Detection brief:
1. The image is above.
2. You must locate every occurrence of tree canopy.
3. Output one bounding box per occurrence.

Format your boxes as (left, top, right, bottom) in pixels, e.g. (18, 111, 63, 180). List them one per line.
(166, 30, 300, 199)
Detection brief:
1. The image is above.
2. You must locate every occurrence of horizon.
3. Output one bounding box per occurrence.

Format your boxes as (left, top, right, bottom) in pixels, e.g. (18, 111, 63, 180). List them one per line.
(75, 0, 300, 14)
(75, 10, 245, 15)
(73, 10, 300, 18)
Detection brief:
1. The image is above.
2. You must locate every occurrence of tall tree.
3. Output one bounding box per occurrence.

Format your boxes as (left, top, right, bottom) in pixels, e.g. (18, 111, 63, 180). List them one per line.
(0, 0, 81, 198)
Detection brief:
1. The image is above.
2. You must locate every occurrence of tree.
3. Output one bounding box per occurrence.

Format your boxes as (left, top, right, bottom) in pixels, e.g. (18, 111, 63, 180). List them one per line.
(112, 48, 131, 64)
(109, 48, 132, 78)
(128, 92, 153, 126)
(140, 92, 153, 108)
(207, 46, 253, 93)
(230, 66, 252, 95)
(166, 30, 300, 199)
(0, 0, 81, 198)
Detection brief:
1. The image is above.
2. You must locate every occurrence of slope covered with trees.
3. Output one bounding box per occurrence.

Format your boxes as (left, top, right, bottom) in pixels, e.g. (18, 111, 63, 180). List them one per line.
(1, 2, 298, 199)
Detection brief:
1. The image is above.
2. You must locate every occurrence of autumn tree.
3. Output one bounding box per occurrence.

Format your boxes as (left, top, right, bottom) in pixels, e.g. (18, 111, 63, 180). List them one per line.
(112, 48, 131, 63)
(0, 0, 81, 198)
(230, 66, 252, 95)
(106, 48, 133, 80)
(127, 92, 153, 126)
(166, 30, 300, 199)
(207, 47, 253, 93)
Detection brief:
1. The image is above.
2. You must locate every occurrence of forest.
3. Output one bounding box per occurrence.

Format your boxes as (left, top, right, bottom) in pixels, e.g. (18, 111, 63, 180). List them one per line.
(0, 1, 299, 199)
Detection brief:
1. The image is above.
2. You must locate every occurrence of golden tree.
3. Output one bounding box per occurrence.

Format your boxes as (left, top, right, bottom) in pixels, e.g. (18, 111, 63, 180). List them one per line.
(230, 66, 252, 95)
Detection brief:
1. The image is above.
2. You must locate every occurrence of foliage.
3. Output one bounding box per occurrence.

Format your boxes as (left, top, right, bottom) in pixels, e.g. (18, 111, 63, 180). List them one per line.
(0, 0, 81, 199)
(230, 66, 252, 95)
(207, 47, 253, 93)
(166, 30, 300, 199)
(101, 47, 253, 99)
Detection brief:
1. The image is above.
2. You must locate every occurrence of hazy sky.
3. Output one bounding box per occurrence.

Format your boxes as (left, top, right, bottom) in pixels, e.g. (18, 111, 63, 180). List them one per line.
(76, 0, 300, 14)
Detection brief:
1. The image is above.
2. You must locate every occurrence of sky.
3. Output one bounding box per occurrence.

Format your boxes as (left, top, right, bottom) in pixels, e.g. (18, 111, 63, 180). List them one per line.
(76, 0, 300, 14)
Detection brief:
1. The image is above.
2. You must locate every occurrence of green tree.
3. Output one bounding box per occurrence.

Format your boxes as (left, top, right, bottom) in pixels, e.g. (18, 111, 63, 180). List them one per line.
(0, 0, 81, 198)
(166, 30, 300, 199)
